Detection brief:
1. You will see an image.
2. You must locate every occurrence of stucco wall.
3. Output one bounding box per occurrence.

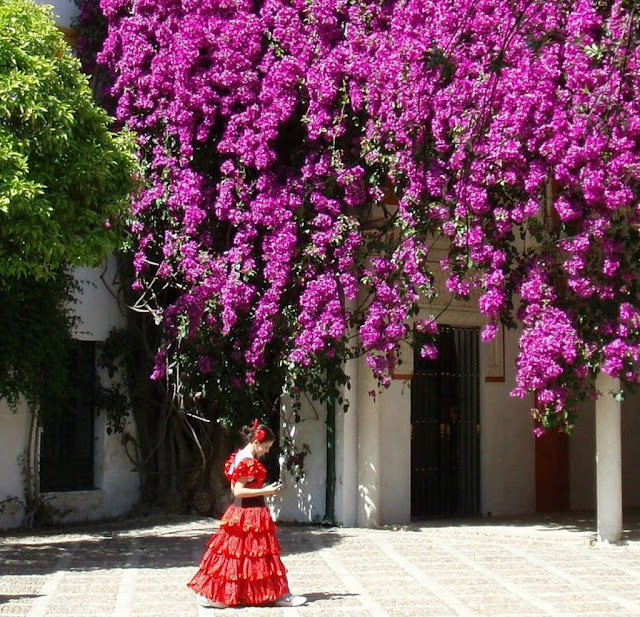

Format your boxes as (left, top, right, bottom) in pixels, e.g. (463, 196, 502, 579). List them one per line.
(480, 326, 536, 516)
(373, 319, 539, 522)
(274, 397, 327, 524)
(335, 355, 359, 527)
(275, 314, 541, 527)
(270, 318, 640, 526)
(275, 352, 413, 528)
(36, 0, 77, 28)
(379, 379, 412, 525)
(0, 402, 31, 527)
(0, 259, 140, 528)
(54, 258, 140, 523)
(45, 408, 140, 524)
(73, 259, 126, 341)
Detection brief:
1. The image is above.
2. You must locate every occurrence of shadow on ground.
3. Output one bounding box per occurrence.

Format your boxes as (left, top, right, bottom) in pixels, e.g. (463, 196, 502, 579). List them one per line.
(3, 509, 640, 580)
(0, 594, 40, 605)
(408, 508, 640, 541)
(0, 515, 345, 576)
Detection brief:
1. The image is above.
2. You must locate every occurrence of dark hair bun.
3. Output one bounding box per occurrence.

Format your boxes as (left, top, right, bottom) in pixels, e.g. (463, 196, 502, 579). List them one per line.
(240, 422, 275, 444)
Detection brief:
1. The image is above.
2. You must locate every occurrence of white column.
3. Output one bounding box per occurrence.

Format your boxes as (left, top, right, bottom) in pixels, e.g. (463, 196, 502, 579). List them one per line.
(379, 380, 412, 525)
(334, 355, 359, 527)
(335, 296, 361, 527)
(357, 357, 381, 527)
(595, 372, 623, 543)
(335, 352, 360, 527)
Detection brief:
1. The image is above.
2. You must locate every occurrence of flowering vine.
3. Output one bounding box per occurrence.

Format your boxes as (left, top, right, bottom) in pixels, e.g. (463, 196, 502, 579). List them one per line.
(100, 0, 640, 430)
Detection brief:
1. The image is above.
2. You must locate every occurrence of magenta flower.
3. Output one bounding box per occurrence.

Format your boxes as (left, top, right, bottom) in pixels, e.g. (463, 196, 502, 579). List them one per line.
(98, 0, 640, 424)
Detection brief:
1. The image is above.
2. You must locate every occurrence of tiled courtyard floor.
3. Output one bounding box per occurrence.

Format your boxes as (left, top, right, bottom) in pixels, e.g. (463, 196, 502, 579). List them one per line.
(2, 512, 640, 616)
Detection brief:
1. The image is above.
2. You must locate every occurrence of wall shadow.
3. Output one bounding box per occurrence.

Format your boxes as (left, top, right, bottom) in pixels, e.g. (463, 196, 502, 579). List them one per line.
(0, 594, 40, 604)
(0, 516, 346, 576)
(408, 508, 640, 542)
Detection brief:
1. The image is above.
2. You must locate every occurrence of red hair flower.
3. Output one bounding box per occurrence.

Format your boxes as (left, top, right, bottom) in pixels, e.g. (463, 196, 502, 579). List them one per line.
(251, 418, 266, 442)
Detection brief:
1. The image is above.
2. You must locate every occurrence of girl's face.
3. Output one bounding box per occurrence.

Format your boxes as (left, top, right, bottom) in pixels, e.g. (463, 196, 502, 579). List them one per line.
(253, 439, 274, 459)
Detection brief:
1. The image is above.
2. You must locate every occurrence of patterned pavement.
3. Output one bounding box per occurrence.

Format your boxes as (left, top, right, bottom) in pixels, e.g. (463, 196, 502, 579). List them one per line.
(2, 513, 640, 617)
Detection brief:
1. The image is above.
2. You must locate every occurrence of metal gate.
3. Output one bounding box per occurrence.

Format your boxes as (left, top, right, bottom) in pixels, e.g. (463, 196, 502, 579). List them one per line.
(411, 325, 480, 518)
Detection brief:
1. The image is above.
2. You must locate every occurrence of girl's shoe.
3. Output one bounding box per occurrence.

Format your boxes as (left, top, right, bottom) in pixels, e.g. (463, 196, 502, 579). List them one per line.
(197, 595, 228, 609)
(274, 593, 307, 607)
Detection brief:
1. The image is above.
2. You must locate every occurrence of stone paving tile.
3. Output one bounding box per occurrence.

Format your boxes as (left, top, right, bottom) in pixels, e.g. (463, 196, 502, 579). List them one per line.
(3, 514, 640, 616)
(0, 606, 32, 615)
(0, 579, 46, 594)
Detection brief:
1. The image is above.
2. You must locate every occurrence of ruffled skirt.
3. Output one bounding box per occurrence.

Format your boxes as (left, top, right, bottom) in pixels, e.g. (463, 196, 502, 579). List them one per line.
(188, 498, 290, 606)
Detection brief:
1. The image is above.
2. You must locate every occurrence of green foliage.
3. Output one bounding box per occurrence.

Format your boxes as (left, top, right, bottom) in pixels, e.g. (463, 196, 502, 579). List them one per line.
(0, 0, 137, 280)
(0, 268, 79, 412)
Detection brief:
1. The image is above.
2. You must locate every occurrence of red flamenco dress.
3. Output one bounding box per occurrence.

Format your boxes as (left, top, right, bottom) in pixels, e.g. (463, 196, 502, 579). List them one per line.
(188, 452, 290, 606)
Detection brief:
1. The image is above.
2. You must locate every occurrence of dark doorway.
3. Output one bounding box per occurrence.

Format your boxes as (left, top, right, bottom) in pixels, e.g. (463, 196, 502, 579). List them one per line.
(40, 341, 96, 492)
(411, 325, 480, 518)
(535, 424, 570, 512)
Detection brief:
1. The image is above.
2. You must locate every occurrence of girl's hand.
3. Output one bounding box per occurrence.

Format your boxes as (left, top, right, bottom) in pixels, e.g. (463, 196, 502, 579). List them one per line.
(264, 482, 282, 496)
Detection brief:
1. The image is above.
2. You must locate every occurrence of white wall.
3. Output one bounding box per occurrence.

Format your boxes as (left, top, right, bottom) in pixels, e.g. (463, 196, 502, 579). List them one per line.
(0, 402, 31, 527)
(50, 258, 140, 523)
(0, 258, 140, 528)
(367, 313, 539, 523)
(355, 363, 380, 526)
(335, 355, 359, 526)
(269, 279, 640, 527)
(274, 396, 326, 524)
(274, 351, 413, 528)
(36, 0, 78, 28)
(480, 326, 536, 516)
(73, 257, 126, 340)
(413, 298, 536, 518)
(46, 408, 140, 524)
(378, 378, 412, 525)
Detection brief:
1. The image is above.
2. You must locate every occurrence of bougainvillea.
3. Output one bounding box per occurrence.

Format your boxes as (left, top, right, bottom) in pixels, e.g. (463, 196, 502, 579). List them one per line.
(100, 0, 640, 430)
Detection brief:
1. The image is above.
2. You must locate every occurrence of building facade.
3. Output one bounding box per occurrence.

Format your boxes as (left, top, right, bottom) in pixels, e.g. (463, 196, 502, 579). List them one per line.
(0, 258, 140, 528)
(274, 310, 640, 528)
(3, 0, 639, 531)
(0, 0, 140, 530)
(273, 236, 640, 527)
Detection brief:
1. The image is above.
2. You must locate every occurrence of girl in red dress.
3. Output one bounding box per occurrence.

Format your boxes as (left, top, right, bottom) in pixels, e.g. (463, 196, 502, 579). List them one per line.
(188, 421, 307, 609)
